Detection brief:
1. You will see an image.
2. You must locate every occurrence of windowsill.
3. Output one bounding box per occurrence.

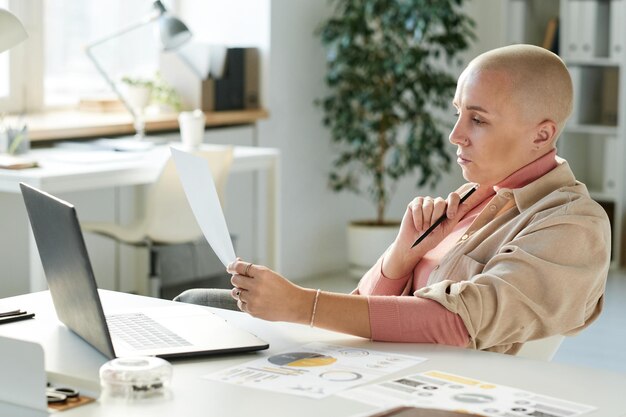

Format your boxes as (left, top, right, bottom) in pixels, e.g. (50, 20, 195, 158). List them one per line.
(13, 108, 269, 142)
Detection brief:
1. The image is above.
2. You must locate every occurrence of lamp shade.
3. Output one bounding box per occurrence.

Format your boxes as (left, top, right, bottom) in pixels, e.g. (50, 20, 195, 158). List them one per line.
(158, 15, 192, 51)
(151, 0, 191, 51)
(0, 8, 27, 53)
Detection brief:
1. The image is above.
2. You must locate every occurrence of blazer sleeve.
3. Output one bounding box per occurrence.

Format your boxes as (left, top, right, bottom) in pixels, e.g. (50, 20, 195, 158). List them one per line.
(416, 199, 610, 353)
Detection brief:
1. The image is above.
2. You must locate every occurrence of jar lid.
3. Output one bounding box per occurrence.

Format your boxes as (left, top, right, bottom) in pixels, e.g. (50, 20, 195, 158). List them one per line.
(99, 356, 172, 401)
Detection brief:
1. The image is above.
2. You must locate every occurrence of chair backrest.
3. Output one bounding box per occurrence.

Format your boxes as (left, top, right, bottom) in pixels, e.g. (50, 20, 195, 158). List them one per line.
(515, 334, 565, 361)
(144, 146, 234, 243)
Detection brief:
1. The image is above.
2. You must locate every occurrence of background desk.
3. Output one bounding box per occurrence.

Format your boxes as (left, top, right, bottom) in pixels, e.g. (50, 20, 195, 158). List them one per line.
(0, 290, 625, 417)
(0, 142, 280, 295)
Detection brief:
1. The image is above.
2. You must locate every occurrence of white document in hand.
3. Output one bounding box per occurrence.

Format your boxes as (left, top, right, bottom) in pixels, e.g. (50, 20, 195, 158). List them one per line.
(170, 147, 236, 267)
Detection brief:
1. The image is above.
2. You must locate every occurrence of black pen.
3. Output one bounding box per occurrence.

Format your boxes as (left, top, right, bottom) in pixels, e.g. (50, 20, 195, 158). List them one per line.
(411, 185, 478, 248)
(0, 312, 35, 325)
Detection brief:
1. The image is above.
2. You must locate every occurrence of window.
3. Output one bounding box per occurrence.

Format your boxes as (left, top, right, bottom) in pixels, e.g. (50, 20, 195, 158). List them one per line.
(44, 0, 159, 107)
(0, 0, 269, 114)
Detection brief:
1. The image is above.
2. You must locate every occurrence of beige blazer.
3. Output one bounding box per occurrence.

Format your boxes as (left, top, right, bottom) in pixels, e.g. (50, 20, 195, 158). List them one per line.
(417, 158, 611, 354)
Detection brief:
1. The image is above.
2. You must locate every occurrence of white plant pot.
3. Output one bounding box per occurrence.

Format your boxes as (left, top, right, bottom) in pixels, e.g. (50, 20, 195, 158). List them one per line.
(347, 221, 400, 279)
(124, 84, 152, 112)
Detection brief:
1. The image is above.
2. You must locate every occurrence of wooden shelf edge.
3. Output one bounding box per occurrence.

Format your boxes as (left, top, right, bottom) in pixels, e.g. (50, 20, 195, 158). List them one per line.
(22, 108, 269, 142)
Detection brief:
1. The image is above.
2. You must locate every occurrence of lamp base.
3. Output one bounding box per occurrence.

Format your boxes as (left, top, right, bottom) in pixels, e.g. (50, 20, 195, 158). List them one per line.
(95, 134, 171, 152)
(93, 137, 155, 152)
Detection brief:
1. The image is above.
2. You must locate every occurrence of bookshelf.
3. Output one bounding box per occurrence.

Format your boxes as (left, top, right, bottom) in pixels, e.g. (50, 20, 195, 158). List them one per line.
(503, 0, 624, 267)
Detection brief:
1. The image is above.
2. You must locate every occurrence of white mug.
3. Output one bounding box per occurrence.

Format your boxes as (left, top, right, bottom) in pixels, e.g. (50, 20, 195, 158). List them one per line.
(178, 109, 205, 149)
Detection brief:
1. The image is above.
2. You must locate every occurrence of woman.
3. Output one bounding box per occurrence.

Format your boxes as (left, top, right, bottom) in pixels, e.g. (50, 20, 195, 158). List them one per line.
(178, 45, 610, 354)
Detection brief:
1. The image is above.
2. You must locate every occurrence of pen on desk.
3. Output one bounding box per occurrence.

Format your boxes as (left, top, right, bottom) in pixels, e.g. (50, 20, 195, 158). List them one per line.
(0, 310, 35, 325)
(0, 309, 24, 318)
(411, 185, 478, 248)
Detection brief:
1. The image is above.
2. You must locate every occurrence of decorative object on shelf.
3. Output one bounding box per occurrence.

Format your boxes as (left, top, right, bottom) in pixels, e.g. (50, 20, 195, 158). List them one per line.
(0, 114, 37, 169)
(0, 114, 28, 155)
(121, 77, 153, 139)
(542, 17, 559, 54)
(160, 46, 259, 112)
(85, 0, 192, 140)
(316, 0, 475, 276)
(0, 7, 27, 53)
(178, 109, 205, 149)
(151, 72, 182, 113)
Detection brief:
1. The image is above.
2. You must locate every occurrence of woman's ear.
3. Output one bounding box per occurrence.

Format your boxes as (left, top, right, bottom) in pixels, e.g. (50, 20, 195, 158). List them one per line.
(533, 119, 558, 150)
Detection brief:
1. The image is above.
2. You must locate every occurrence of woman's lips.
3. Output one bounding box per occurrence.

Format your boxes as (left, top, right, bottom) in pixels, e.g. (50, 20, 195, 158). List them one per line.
(457, 155, 471, 165)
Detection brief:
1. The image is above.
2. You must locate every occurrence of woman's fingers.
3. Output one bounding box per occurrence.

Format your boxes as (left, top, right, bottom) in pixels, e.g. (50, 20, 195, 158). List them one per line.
(227, 259, 256, 276)
(231, 274, 253, 291)
(446, 192, 461, 219)
(411, 196, 424, 231)
(410, 196, 449, 231)
(432, 197, 447, 223)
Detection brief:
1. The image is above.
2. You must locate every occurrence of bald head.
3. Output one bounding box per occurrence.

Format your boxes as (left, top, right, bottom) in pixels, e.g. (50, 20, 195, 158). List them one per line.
(465, 45, 573, 138)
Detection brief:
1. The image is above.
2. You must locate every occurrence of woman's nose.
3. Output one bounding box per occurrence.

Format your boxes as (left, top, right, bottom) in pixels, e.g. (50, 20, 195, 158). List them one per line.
(449, 119, 468, 146)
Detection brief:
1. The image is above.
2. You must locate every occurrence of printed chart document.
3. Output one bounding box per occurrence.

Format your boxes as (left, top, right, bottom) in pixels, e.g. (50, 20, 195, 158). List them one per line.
(338, 370, 596, 417)
(204, 342, 426, 399)
(171, 147, 236, 266)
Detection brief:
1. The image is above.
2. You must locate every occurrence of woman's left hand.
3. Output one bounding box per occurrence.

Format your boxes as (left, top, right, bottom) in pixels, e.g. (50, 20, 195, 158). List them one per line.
(227, 259, 312, 323)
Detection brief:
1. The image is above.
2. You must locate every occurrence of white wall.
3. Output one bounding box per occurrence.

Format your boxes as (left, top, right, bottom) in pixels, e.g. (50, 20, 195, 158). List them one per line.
(178, 0, 506, 282)
(257, 0, 506, 281)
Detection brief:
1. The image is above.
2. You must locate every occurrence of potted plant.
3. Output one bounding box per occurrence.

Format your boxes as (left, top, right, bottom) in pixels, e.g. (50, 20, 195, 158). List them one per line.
(316, 0, 475, 276)
(121, 73, 182, 138)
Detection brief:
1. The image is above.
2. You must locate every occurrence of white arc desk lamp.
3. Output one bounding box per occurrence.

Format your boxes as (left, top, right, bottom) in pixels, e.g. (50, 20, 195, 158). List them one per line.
(0, 7, 27, 53)
(85, 0, 192, 146)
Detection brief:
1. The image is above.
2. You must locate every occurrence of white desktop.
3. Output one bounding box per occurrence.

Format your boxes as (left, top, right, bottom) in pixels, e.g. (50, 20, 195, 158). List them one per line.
(0, 139, 280, 296)
(1, 289, 626, 417)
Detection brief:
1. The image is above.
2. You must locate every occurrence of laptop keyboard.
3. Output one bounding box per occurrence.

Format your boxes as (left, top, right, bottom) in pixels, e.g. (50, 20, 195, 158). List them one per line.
(106, 313, 192, 350)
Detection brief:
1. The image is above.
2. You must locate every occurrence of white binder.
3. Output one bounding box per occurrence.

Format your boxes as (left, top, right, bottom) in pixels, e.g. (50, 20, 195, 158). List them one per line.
(603, 136, 620, 193)
(610, 0, 626, 60)
(567, 66, 582, 126)
(578, 0, 610, 59)
(564, 0, 582, 60)
(507, 0, 527, 44)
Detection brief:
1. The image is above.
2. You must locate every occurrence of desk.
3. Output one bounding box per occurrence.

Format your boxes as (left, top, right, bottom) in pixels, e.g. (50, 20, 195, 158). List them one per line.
(0, 143, 280, 293)
(0, 290, 625, 417)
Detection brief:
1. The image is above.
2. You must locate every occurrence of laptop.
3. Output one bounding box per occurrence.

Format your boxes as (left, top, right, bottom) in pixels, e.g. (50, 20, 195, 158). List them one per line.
(20, 183, 268, 359)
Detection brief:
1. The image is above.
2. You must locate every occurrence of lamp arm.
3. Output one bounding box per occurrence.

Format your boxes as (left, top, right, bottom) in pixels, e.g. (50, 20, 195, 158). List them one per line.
(84, 12, 160, 119)
(85, 46, 137, 119)
(86, 13, 158, 50)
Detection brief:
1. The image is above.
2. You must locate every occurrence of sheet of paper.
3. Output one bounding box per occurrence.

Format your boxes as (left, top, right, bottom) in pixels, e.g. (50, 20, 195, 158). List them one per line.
(204, 342, 427, 399)
(339, 370, 596, 417)
(170, 147, 236, 266)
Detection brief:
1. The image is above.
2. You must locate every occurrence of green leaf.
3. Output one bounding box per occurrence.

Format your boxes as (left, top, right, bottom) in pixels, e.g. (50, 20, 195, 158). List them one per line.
(315, 0, 474, 221)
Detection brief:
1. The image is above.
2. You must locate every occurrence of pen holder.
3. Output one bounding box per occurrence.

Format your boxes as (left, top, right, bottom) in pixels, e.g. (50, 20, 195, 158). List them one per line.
(0, 126, 29, 155)
(99, 357, 173, 402)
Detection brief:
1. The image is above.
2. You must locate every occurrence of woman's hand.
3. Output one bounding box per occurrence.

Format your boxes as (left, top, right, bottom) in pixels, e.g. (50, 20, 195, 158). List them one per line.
(382, 185, 491, 278)
(226, 259, 314, 323)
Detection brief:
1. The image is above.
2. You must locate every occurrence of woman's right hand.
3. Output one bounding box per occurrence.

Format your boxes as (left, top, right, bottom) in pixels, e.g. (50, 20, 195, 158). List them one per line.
(382, 185, 489, 278)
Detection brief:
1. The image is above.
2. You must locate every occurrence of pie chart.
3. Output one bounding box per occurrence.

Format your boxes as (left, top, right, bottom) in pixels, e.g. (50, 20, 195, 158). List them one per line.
(268, 352, 337, 367)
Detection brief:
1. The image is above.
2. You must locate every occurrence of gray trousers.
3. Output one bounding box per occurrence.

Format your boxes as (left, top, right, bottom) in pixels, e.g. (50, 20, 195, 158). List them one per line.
(173, 288, 239, 311)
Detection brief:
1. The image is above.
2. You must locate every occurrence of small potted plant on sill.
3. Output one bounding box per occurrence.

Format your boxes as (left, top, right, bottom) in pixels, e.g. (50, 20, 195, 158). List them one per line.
(316, 0, 475, 277)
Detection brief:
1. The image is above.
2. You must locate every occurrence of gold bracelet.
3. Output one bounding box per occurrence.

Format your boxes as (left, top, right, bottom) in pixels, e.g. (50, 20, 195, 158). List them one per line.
(309, 289, 321, 327)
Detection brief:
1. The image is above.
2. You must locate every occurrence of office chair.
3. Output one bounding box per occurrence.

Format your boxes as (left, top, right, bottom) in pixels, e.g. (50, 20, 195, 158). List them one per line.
(82, 146, 234, 298)
(516, 334, 565, 361)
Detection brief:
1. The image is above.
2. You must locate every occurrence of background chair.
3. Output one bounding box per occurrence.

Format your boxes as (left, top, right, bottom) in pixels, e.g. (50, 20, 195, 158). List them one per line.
(82, 146, 234, 297)
(516, 334, 565, 361)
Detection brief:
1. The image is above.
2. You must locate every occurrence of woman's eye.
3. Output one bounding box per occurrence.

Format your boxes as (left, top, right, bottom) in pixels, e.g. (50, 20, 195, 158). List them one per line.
(472, 117, 484, 125)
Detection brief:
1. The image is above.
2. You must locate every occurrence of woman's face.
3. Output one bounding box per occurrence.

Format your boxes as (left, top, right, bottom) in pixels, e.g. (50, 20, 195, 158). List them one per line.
(449, 67, 538, 187)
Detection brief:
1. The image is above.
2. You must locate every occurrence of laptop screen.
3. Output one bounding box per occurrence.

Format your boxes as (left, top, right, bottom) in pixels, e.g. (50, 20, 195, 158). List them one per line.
(20, 183, 116, 359)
